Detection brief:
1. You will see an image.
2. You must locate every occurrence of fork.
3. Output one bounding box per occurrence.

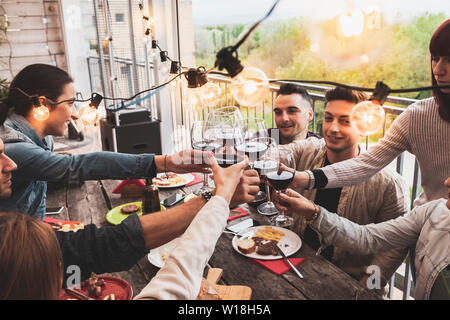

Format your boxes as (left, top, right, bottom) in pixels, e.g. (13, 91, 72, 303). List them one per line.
(223, 230, 254, 240)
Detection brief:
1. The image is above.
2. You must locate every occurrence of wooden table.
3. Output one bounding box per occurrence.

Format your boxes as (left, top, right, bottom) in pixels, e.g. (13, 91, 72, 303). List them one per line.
(46, 177, 382, 300)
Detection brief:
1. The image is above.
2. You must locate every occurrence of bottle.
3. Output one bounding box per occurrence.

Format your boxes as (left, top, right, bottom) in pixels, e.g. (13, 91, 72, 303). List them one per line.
(142, 179, 160, 214)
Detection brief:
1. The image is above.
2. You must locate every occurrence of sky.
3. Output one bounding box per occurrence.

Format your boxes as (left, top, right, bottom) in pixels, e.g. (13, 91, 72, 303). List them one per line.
(192, 0, 450, 26)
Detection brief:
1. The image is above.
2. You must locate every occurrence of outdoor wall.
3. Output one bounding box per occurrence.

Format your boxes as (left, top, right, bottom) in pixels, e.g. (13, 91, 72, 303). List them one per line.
(0, 0, 67, 81)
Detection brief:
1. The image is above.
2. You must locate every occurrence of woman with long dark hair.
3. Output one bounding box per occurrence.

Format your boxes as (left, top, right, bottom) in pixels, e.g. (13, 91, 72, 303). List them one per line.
(292, 19, 450, 207)
(0, 64, 210, 220)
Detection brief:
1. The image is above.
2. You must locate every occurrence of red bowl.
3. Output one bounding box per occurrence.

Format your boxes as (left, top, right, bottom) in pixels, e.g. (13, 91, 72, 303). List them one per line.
(59, 276, 133, 300)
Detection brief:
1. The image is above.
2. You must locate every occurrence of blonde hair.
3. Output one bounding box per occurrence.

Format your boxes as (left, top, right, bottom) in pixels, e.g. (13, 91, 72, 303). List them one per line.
(0, 212, 63, 300)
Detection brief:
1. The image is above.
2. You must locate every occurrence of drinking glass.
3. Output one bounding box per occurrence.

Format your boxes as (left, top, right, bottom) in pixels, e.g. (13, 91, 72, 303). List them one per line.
(235, 117, 269, 168)
(213, 125, 245, 168)
(256, 139, 280, 216)
(190, 120, 220, 193)
(267, 148, 296, 228)
(207, 106, 245, 128)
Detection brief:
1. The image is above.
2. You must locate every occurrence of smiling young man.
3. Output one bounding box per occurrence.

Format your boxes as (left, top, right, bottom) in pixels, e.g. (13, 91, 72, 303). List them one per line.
(279, 86, 410, 294)
(271, 83, 321, 145)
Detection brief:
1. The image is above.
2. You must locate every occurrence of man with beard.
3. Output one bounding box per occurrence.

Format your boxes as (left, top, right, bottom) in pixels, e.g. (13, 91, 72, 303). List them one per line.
(271, 83, 321, 145)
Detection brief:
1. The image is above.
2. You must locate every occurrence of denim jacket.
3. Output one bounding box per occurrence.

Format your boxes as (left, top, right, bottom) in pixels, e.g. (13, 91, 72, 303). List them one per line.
(0, 114, 156, 220)
(311, 199, 450, 299)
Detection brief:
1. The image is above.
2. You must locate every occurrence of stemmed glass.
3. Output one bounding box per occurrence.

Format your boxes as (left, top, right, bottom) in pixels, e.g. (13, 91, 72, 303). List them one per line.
(213, 125, 245, 168)
(207, 106, 244, 128)
(256, 139, 280, 216)
(190, 120, 220, 194)
(235, 117, 269, 168)
(267, 148, 296, 228)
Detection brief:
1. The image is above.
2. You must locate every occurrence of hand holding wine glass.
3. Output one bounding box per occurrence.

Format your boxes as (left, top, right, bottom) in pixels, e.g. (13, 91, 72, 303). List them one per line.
(190, 120, 220, 194)
(266, 148, 296, 228)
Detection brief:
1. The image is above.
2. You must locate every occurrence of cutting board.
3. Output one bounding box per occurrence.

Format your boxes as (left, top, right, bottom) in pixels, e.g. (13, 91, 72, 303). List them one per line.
(206, 268, 252, 300)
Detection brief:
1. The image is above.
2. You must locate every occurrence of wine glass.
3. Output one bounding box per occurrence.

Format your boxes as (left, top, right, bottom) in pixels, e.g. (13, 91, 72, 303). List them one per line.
(207, 106, 244, 128)
(267, 148, 296, 228)
(235, 117, 268, 168)
(190, 120, 220, 193)
(213, 125, 245, 168)
(256, 139, 280, 216)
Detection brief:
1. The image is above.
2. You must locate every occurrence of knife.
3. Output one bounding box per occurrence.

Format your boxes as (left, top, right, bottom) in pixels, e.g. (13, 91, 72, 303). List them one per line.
(271, 241, 304, 279)
(65, 288, 95, 300)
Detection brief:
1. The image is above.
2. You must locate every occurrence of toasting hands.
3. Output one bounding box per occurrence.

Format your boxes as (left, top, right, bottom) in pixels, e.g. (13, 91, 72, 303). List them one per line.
(272, 188, 318, 220)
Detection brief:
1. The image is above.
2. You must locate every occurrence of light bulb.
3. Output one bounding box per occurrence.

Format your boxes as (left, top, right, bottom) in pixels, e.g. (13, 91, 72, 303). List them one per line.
(78, 104, 98, 126)
(184, 87, 202, 111)
(32, 105, 50, 121)
(159, 61, 170, 75)
(351, 100, 385, 135)
(229, 67, 269, 106)
(199, 82, 222, 107)
(339, 10, 364, 37)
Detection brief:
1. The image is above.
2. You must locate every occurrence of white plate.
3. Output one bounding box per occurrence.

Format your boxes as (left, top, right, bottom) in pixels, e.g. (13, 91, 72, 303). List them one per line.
(152, 173, 195, 188)
(232, 226, 302, 260)
(147, 237, 180, 268)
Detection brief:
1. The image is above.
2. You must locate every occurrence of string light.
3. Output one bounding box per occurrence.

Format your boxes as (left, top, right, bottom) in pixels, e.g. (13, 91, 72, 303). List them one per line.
(199, 82, 222, 107)
(31, 96, 50, 121)
(229, 67, 270, 106)
(77, 93, 103, 126)
(351, 81, 388, 136)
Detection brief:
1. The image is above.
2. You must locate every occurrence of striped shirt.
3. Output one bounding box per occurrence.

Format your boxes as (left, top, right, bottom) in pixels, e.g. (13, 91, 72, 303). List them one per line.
(320, 97, 450, 207)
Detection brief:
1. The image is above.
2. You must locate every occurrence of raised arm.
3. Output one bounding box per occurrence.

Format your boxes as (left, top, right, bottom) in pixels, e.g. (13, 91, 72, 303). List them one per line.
(275, 189, 433, 255)
(134, 155, 249, 300)
(6, 141, 210, 182)
(292, 108, 412, 189)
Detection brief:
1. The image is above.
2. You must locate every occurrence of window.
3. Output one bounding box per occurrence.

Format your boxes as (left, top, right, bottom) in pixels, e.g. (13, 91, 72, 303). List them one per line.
(115, 13, 125, 23)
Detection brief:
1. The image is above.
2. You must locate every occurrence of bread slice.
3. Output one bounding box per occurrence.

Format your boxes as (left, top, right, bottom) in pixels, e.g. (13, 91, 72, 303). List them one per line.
(237, 238, 256, 254)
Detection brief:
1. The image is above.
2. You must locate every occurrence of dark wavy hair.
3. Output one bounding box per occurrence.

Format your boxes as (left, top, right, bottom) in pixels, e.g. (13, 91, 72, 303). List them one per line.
(0, 64, 73, 125)
(429, 19, 450, 123)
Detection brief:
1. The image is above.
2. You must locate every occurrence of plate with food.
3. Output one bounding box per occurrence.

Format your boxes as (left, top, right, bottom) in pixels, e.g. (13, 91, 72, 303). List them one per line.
(232, 226, 302, 260)
(43, 217, 85, 232)
(147, 237, 180, 268)
(105, 201, 165, 225)
(152, 173, 195, 188)
(59, 275, 133, 300)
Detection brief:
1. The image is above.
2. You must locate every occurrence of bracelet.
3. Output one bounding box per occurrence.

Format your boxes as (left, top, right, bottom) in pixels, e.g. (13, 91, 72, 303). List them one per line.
(306, 203, 320, 222)
(306, 170, 315, 190)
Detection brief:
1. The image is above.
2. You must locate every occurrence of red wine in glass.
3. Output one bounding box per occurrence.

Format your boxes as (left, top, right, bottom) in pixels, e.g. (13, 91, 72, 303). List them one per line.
(266, 171, 294, 192)
(254, 160, 278, 181)
(235, 141, 268, 164)
(214, 152, 245, 168)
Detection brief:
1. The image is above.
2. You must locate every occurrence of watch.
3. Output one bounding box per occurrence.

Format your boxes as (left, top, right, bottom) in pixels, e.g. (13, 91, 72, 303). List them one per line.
(200, 190, 213, 202)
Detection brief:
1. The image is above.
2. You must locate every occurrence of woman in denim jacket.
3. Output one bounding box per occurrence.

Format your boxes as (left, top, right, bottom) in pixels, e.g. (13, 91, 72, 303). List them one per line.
(275, 177, 450, 300)
(0, 64, 210, 220)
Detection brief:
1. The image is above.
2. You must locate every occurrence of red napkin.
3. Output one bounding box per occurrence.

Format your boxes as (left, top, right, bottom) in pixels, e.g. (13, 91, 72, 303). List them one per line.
(252, 258, 307, 275)
(185, 173, 204, 186)
(228, 207, 249, 221)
